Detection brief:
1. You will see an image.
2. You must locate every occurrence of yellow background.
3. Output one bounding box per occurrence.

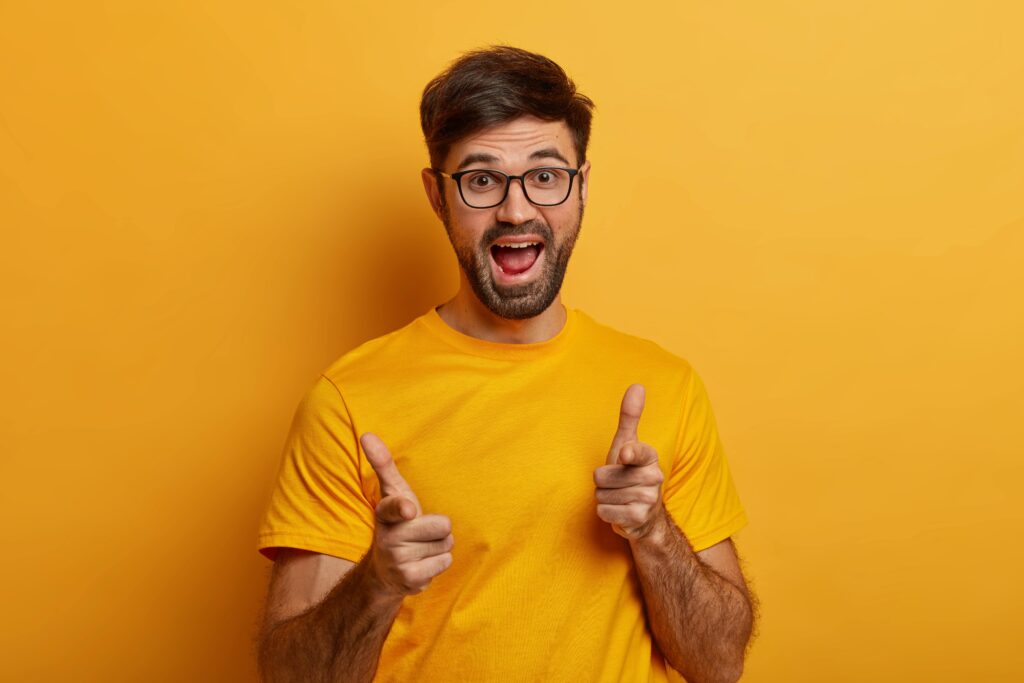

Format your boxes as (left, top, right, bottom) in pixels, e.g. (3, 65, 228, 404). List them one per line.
(2, 2, 1021, 681)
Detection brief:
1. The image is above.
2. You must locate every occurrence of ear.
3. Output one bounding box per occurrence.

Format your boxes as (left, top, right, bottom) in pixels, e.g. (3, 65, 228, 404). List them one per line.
(421, 168, 445, 221)
(579, 160, 592, 207)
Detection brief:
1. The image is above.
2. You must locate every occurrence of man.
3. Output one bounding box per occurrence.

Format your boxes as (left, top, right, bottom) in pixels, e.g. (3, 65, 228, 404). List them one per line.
(256, 46, 757, 683)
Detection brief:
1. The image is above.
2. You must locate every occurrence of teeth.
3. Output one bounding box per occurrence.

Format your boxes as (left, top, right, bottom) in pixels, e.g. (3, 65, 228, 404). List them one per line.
(495, 242, 540, 249)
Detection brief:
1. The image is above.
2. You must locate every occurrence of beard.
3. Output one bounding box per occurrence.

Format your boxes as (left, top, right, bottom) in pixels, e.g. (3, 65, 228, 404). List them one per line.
(442, 202, 584, 320)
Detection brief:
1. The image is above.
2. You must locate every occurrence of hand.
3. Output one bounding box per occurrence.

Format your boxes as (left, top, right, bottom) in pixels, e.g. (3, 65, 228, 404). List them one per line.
(593, 384, 666, 540)
(360, 432, 454, 597)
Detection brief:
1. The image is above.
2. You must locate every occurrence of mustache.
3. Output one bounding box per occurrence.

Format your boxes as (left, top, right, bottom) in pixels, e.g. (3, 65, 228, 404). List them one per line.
(480, 219, 553, 248)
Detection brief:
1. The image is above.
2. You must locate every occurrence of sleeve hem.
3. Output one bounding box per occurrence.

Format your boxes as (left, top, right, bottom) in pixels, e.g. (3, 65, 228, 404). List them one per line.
(257, 532, 371, 564)
(678, 509, 749, 553)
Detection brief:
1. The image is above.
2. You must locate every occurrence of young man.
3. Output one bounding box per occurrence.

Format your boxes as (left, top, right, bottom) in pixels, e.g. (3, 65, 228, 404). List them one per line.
(256, 46, 756, 683)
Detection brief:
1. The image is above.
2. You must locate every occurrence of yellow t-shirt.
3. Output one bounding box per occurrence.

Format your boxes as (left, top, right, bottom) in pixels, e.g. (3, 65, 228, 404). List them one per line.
(257, 305, 748, 682)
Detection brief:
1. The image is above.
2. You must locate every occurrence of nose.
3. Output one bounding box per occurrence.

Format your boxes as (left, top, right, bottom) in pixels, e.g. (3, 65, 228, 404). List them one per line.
(494, 176, 539, 225)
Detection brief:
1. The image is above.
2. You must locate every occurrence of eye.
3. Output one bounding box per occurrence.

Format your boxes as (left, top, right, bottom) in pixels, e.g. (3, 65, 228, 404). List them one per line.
(527, 168, 565, 186)
(465, 171, 504, 191)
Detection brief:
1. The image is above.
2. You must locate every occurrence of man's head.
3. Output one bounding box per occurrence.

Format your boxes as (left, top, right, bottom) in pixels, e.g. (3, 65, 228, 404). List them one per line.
(420, 46, 595, 320)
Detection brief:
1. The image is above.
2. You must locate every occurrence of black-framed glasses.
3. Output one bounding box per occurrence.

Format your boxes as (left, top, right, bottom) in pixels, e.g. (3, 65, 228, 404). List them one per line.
(434, 166, 582, 209)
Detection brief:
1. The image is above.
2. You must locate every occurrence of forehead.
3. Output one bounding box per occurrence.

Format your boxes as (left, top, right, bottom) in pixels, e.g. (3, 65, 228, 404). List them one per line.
(445, 115, 575, 169)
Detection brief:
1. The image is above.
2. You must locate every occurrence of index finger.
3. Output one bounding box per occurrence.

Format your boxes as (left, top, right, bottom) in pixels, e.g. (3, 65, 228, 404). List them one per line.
(361, 432, 412, 498)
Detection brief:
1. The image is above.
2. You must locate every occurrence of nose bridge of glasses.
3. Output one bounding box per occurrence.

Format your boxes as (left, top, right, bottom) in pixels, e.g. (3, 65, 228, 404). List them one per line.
(507, 173, 533, 204)
(491, 172, 534, 219)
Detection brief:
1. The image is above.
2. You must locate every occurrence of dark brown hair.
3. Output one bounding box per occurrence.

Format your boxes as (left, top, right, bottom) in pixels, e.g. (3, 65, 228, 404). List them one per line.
(420, 45, 595, 170)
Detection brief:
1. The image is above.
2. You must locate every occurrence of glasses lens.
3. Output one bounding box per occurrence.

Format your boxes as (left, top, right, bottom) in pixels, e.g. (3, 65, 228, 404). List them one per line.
(460, 170, 509, 208)
(523, 168, 572, 205)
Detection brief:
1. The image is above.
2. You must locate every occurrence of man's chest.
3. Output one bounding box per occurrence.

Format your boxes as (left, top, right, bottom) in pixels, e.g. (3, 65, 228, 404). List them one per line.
(354, 376, 681, 554)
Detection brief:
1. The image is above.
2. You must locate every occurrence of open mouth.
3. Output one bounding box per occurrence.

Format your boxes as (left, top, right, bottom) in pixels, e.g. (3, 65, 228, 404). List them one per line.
(490, 241, 544, 278)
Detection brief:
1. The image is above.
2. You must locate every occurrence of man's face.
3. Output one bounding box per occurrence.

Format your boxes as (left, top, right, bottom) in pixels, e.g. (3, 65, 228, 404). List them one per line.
(423, 116, 591, 320)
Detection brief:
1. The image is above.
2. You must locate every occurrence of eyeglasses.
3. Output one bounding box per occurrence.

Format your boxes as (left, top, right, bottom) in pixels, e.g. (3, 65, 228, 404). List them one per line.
(434, 166, 582, 209)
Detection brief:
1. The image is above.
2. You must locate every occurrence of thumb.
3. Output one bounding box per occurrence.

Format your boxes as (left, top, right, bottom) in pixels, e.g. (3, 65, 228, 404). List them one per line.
(376, 495, 419, 524)
(618, 441, 659, 467)
(361, 432, 421, 514)
(606, 384, 645, 465)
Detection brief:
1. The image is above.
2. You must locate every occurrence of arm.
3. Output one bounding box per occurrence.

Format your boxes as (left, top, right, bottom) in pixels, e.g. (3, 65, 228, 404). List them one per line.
(628, 506, 755, 683)
(257, 550, 402, 683)
(595, 384, 756, 683)
(257, 432, 454, 683)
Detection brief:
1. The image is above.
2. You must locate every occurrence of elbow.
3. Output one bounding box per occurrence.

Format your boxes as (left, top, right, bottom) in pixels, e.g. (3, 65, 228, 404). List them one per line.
(256, 625, 290, 683)
(669, 650, 745, 683)
(694, 663, 744, 683)
(256, 635, 277, 683)
(712, 641, 747, 683)
(717, 660, 744, 683)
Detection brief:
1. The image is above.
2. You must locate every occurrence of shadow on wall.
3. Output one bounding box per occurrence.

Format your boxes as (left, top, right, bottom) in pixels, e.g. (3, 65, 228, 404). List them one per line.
(317, 178, 455, 350)
(227, 172, 456, 681)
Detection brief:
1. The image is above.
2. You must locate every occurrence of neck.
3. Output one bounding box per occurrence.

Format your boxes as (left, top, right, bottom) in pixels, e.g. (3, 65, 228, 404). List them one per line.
(436, 281, 567, 344)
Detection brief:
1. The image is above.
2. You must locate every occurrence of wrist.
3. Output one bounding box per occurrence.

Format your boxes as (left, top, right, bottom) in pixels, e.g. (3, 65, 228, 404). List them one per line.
(360, 550, 408, 605)
(628, 502, 671, 548)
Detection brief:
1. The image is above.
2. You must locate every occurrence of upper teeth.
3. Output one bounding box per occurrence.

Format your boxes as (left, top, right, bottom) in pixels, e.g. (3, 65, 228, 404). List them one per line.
(497, 242, 539, 248)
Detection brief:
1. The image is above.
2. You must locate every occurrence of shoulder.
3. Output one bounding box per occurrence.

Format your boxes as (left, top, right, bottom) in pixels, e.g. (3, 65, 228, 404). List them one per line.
(573, 308, 696, 378)
(320, 311, 433, 388)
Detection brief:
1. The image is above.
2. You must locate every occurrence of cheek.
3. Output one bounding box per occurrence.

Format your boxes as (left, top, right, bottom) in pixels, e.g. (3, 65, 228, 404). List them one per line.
(449, 210, 492, 246)
(544, 206, 578, 235)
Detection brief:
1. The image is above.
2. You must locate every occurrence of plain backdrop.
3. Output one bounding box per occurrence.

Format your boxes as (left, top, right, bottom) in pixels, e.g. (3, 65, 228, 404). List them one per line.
(2, 2, 1022, 681)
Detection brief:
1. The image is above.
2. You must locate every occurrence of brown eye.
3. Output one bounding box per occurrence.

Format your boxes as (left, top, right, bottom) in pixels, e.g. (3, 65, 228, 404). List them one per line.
(526, 168, 567, 188)
(465, 171, 504, 191)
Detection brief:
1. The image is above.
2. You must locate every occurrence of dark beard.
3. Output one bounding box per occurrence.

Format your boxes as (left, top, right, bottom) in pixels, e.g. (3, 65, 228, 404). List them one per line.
(443, 204, 584, 320)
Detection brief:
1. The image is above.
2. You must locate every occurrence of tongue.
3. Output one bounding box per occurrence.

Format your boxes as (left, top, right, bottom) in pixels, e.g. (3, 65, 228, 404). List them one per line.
(492, 244, 540, 274)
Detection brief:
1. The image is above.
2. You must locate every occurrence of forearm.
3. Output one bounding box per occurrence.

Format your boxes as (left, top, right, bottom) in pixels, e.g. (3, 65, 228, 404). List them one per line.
(258, 554, 403, 683)
(629, 505, 753, 683)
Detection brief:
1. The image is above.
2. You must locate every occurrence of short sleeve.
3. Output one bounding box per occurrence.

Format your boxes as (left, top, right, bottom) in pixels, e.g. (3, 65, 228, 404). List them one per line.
(256, 374, 375, 562)
(662, 364, 748, 552)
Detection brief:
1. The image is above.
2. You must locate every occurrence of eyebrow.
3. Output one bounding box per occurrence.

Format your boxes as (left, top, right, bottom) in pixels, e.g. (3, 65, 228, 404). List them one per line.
(455, 153, 499, 171)
(454, 148, 573, 171)
(529, 148, 571, 166)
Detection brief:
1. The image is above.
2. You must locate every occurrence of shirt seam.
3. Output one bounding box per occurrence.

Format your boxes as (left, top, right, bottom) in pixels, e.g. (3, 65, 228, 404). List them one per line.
(679, 509, 749, 551)
(416, 307, 579, 361)
(317, 373, 374, 504)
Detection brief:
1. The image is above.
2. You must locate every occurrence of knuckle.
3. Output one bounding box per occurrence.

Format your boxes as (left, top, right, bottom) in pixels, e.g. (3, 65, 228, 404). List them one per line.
(434, 552, 453, 574)
(402, 565, 424, 586)
(385, 540, 399, 565)
(629, 505, 648, 524)
(437, 515, 452, 535)
(419, 514, 449, 537)
(384, 545, 402, 565)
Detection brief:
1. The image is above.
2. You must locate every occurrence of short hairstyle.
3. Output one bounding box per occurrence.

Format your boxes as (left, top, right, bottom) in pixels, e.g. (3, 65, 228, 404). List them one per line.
(420, 45, 595, 170)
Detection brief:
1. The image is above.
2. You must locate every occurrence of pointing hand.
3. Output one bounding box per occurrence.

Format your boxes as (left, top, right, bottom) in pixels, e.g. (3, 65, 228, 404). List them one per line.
(593, 384, 666, 540)
(360, 432, 454, 596)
